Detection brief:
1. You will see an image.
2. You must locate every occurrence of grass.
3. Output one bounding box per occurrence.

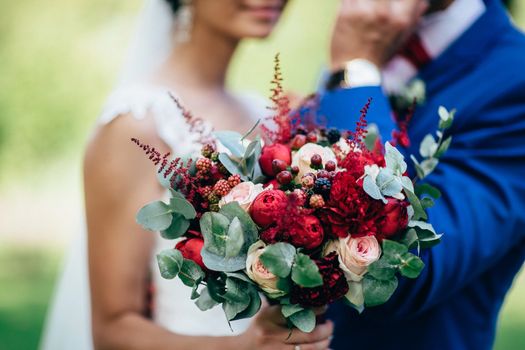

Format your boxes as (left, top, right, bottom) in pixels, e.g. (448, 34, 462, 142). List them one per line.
(0, 245, 522, 350)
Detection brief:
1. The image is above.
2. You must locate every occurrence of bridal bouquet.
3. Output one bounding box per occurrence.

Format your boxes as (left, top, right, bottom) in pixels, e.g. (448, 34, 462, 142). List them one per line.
(133, 58, 452, 332)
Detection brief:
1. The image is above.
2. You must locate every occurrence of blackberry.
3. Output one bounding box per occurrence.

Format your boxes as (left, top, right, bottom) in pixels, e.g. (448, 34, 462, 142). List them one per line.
(314, 177, 331, 195)
(327, 128, 342, 144)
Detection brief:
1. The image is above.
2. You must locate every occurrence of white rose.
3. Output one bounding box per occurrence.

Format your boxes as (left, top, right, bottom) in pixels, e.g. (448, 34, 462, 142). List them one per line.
(219, 181, 265, 211)
(245, 241, 286, 297)
(324, 236, 381, 306)
(292, 143, 337, 179)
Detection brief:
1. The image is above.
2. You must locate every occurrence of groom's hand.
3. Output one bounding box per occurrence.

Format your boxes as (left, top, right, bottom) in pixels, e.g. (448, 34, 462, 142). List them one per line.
(330, 0, 428, 70)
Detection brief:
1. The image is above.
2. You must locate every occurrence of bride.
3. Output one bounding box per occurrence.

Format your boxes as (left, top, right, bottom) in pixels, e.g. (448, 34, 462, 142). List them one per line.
(41, 0, 333, 349)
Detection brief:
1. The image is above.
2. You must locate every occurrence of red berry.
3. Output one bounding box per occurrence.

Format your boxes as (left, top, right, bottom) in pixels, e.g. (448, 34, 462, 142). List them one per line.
(291, 165, 300, 175)
(325, 160, 336, 172)
(228, 174, 241, 188)
(307, 132, 318, 143)
(301, 174, 315, 188)
(213, 179, 231, 197)
(309, 194, 325, 208)
(272, 159, 288, 175)
(310, 154, 323, 167)
(196, 158, 212, 172)
(276, 170, 293, 185)
(317, 170, 330, 179)
(291, 134, 307, 150)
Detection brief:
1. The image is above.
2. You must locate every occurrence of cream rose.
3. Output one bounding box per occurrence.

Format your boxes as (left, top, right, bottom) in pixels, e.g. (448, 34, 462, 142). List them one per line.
(245, 241, 286, 297)
(219, 181, 265, 211)
(324, 236, 381, 306)
(292, 143, 337, 179)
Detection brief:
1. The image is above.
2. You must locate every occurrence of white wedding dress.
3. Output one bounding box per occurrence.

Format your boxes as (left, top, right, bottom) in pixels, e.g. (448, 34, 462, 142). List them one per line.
(40, 83, 268, 349)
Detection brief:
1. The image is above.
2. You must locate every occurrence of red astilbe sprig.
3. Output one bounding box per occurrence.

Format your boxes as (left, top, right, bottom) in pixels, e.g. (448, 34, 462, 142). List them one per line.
(261, 53, 293, 144)
(131, 138, 170, 167)
(347, 98, 372, 149)
(391, 97, 416, 148)
(131, 138, 197, 203)
(168, 93, 216, 147)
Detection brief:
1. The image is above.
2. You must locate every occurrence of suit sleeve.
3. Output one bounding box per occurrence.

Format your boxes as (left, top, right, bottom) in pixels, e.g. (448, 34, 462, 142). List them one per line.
(320, 85, 525, 319)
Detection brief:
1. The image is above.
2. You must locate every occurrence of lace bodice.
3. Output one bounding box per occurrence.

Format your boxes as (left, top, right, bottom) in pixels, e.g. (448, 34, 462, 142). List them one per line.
(99, 83, 267, 336)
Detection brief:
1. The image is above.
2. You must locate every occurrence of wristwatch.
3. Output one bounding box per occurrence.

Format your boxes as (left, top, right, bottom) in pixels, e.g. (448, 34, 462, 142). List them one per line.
(326, 59, 382, 91)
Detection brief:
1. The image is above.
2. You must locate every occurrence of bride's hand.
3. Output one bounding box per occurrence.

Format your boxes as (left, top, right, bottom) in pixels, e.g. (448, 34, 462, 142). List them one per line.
(238, 305, 333, 350)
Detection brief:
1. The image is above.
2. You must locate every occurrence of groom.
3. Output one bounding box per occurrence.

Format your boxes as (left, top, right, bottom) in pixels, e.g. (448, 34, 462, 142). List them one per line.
(320, 0, 525, 349)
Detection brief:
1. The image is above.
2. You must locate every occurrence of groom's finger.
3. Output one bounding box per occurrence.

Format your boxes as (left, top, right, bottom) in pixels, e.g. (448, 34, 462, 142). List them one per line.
(287, 338, 332, 350)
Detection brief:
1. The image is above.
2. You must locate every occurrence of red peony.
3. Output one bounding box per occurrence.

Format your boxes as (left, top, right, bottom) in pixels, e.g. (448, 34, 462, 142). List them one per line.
(378, 198, 409, 240)
(338, 149, 384, 178)
(321, 171, 383, 238)
(250, 190, 288, 227)
(259, 144, 292, 176)
(175, 232, 206, 270)
(289, 215, 324, 250)
(290, 253, 349, 307)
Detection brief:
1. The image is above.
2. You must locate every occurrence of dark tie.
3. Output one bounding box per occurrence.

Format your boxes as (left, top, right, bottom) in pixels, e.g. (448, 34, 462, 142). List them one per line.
(399, 34, 432, 69)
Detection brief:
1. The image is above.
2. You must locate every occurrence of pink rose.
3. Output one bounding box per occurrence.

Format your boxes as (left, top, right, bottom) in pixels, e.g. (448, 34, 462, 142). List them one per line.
(338, 235, 381, 277)
(219, 182, 265, 211)
(245, 241, 286, 297)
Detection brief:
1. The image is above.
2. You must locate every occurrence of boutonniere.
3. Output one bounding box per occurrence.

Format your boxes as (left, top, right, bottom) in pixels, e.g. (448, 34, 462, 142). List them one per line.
(388, 79, 426, 148)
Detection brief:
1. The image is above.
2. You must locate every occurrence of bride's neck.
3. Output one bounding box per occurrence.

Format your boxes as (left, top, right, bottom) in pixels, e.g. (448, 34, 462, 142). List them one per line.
(160, 22, 239, 92)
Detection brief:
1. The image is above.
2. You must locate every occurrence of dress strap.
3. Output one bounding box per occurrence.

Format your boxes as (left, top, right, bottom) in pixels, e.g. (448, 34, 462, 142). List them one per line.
(98, 84, 203, 156)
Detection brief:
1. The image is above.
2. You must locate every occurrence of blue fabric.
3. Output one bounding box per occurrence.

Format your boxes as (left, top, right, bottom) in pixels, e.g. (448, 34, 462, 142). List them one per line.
(321, 1, 525, 349)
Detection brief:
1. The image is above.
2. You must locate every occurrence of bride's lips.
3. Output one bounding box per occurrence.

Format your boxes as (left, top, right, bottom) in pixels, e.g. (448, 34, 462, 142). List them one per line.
(241, 3, 284, 21)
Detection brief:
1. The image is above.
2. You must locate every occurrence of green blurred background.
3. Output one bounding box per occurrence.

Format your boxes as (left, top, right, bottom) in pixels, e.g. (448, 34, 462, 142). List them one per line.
(0, 1, 523, 349)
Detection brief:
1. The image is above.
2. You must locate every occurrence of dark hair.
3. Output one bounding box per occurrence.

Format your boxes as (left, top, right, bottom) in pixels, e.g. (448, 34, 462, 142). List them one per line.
(165, 0, 181, 13)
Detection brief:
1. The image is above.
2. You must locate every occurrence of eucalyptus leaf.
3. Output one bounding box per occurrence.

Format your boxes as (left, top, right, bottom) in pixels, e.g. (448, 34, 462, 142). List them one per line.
(291, 253, 323, 288)
(195, 287, 219, 311)
(420, 158, 439, 177)
(367, 258, 397, 281)
(404, 189, 428, 221)
(399, 252, 425, 279)
(260, 243, 296, 278)
(160, 214, 190, 239)
(363, 175, 386, 203)
(225, 217, 244, 258)
(200, 212, 231, 256)
(415, 183, 442, 199)
(281, 304, 304, 318)
(218, 153, 245, 179)
(231, 285, 262, 321)
(438, 106, 455, 130)
(385, 142, 407, 175)
(156, 249, 183, 279)
(179, 259, 205, 287)
(363, 275, 398, 307)
(136, 201, 173, 231)
(399, 228, 419, 249)
(169, 196, 196, 220)
(289, 309, 316, 333)
(376, 168, 403, 197)
(419, 134, 438, 158)
(364, 123, 379, 151)
(435, 136, 452, 158)
(214, 131, 245, 158)
(219, 202, 259, 250)
(201, 249, 248, 272)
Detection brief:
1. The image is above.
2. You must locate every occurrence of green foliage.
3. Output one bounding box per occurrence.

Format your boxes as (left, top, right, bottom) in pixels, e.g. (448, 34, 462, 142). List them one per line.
(363, 275, 399, 307)
(291, 253, 323, 288)
(200, 202, 259, 272)
(136, 201, 173, 231)
(288, 309, 316, 333)
(214, 129, 264, 183)
(260, 242, 296, 278)
(156, 249, 183, 279)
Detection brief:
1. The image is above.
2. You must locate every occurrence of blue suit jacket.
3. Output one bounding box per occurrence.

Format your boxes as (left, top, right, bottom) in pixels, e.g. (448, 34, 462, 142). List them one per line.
(321, 1, 525, 349)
